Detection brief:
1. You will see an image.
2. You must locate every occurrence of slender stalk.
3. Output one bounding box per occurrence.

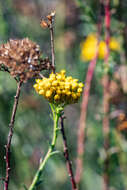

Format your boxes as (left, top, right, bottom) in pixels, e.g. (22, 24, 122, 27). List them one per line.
(28, 104, 60, 190)
(49, 9, 77, 190)
(102, 75, 110, 190)
(102, 0, 110, 189)
(60, 116, 78, 190)
(50, 26, 55, 72)
(4, 81, 22, 190)
(49, 18, 55, 73)
(75, 5, 102, 181)
(75, 57, 98, 184)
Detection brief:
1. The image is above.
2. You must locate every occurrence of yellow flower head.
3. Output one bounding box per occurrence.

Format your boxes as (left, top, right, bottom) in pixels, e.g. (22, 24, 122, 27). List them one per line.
(34, 70, 84, 105)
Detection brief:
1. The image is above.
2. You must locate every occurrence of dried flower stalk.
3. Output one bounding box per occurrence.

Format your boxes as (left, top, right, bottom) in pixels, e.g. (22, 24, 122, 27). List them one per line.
(40, 11, 56, 72)
(4, 81, 22, 190)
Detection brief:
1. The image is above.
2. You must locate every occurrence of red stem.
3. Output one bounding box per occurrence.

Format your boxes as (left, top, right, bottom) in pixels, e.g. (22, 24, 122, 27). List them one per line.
(4, 81, 22, 190)
(105, 0, 110, 63)
(75, 2, 103, 184)
(75, 55, 98, 184)
(60, 116, 78, 190)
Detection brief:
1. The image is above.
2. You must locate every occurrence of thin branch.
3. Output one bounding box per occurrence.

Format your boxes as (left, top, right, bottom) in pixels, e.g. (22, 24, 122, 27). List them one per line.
(60, 116, 78, 190)
(49, 12, 56, 73)
(102, 76, 110, 190)
(4, 81, 22, 190)
(50, 25, 55, 73)
(102, 0, 111, 190)
(75, 58, 97, 184)
(75, 2, 102, 184)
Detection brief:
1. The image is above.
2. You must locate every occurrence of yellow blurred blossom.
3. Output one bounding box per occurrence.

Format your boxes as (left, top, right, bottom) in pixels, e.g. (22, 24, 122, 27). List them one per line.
(80, 34, 98, 61)
(80, 34, 120, 61)
(109, 37, 120, 51)
(98, 41, 107, 59)
(34, 70, 84, 105)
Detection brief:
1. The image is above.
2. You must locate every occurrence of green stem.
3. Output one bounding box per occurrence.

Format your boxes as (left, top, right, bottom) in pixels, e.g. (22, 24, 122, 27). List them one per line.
(28, 104, 60, 190)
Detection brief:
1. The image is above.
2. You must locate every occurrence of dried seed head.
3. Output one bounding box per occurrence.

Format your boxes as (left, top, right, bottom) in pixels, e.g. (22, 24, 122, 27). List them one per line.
(47, 11, 56, 21)
(40, 11, 56, 29)
(40, 20, 49, 28)
(0, 38, 50, 82)
(51, 11, 56, 17)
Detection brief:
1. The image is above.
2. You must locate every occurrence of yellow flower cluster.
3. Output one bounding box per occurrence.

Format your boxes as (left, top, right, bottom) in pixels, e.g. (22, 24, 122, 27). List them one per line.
(34, 70, 84, 105)
(80, 34, 120, 61)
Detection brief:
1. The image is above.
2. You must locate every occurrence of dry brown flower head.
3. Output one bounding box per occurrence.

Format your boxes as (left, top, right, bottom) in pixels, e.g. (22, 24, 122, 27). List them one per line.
(0, 38, 51, 82)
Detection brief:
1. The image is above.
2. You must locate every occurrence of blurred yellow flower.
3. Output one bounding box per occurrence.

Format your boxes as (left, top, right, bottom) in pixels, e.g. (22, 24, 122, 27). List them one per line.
(109, 37, 120, 51)
(34, 70, 84, 105)
(80, 34, 98, 61)
(80, 34, 120, 61)
(98, 41, 107, 59)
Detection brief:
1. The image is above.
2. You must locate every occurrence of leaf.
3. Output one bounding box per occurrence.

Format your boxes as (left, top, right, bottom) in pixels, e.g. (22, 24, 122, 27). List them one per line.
(50, 150, 60, 157)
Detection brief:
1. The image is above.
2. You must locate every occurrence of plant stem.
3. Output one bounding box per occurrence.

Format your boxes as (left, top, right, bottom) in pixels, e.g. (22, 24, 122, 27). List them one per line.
(102, 0, 110, 189)
(75, 4, 102, 182)
(50, 19, 55, 73)
(75, 58, 97, 184)
(4, 81, 22, 190)
(60, 116, 78, 190)
(102, 75, 110, 190)
(28, 104, 60, 190)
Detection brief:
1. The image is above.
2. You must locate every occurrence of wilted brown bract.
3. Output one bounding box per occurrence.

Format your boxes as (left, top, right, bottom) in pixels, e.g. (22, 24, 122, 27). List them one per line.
(0, 38, 50, 82)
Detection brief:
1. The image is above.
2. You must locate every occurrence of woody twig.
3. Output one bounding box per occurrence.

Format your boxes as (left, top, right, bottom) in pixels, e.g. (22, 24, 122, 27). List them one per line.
(4, 81, 22, 190)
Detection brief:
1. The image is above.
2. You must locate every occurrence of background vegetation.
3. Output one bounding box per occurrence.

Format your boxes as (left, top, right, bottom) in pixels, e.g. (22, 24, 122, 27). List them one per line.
(0, 0, 127, 189)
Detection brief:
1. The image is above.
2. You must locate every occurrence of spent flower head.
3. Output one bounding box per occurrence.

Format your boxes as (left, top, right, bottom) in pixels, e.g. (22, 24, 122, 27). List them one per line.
(0, 38, 50, 82)
(34, 70, 84, 106)
(40, 11, 56, 29)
